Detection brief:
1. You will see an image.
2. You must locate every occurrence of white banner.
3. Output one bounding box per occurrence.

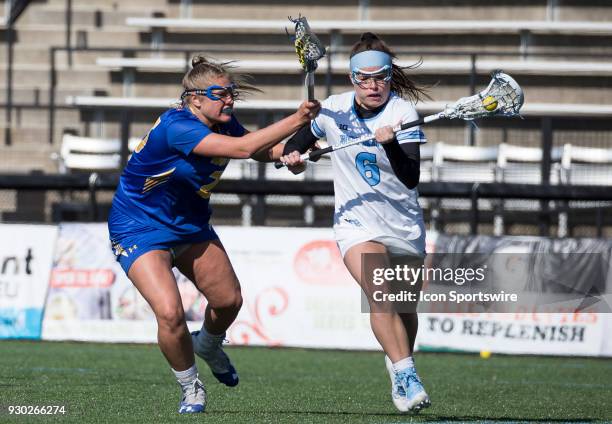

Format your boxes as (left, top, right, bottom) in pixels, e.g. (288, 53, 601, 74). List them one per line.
(0, 224, 57, 339)
(42, 223, 149, 342)
(41, 224, 611, 357)
(215, 227, 380, 350)
(42, 224, 383, 347)
(417, 313, 605, 356)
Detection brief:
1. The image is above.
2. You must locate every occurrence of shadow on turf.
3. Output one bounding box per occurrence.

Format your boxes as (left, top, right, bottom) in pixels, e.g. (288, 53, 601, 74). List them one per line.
(207, 410, 598, 422)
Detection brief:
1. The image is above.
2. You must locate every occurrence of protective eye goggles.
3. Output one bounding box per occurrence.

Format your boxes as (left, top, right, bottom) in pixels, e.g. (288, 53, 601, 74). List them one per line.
(350, 66, 392, 86)
(181, 84, 239, 102)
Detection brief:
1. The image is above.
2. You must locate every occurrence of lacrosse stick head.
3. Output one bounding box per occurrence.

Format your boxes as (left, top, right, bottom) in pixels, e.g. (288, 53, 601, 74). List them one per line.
(288, 15, 326, 73)
(443, 70, 524, 120)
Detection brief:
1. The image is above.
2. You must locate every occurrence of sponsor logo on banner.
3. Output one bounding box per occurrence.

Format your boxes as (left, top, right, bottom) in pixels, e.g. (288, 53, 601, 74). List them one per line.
(44, 224, 122, 322)
(41, 225, 612, 357)
(293, 240, 353, 285)
(0, 224, 57, 339)
(50, 269, 115, 288)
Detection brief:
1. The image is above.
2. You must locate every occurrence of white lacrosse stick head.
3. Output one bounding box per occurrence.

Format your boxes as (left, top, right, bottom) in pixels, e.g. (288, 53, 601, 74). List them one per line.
(443, 70, 524, 120)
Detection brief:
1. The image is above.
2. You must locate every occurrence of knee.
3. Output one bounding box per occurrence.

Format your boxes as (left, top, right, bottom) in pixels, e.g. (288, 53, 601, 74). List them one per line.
(211, 289, 243, 312)
(156, 304, 186, 333)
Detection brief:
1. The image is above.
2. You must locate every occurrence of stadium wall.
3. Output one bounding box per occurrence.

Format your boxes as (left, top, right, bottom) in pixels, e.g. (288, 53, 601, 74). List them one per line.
(0, 223, 611, 357)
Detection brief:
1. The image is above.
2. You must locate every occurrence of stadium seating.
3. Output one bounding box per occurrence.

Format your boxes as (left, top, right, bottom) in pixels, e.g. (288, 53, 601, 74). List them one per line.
(558, 144, 612, 237)
(94, 55, 612, 104)
(427, 143, 498, 232)
(64, 95, 612, 118)
(125, 17, 612, 58)
(560, 144, 612, 186)
(495, 143, 562, 235)
(54, 133, 140, 174)
(1, 0, 611, 233)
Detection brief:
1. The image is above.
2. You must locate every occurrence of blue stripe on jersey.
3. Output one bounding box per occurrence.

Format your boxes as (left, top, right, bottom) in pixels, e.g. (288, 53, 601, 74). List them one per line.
(397, 129, 426, 142)
(311, 119, 325, 138)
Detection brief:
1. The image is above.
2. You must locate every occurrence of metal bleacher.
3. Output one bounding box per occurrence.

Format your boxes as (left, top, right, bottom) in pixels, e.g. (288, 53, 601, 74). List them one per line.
(1, 0, 611, 234)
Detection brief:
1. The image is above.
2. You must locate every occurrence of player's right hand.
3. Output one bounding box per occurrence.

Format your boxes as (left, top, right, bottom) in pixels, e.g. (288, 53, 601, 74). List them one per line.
(296, 100, 321, 124)
(280, 150, 306, 175)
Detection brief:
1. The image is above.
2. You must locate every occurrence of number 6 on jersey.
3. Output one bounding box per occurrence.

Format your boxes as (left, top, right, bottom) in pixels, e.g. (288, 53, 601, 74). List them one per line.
(355, 152, 380, 186)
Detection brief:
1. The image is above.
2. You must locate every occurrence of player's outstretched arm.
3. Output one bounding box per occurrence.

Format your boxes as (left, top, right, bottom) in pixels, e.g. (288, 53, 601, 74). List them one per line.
(249, 143, 286, 162)
(192, 101, 319, 159)
(250, 121, 319, 163)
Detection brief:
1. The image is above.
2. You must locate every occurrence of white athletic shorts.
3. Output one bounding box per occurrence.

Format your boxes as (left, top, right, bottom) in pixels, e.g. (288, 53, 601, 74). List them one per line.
(335, 227, 426, 259)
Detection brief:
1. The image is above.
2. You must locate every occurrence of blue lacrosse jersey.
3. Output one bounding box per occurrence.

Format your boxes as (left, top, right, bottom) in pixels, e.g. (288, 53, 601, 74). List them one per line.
(109, 107, 245, 237)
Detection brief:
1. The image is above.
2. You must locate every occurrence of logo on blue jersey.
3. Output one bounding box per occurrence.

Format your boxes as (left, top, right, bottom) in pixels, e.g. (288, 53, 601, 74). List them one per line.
(142, 167, 176, 194)
(112, 243, 138, 257)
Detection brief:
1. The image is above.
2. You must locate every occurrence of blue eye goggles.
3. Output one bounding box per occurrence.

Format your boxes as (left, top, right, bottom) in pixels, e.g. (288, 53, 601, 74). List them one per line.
(350, 66, 392, 86)
(181, 84, 239, 101)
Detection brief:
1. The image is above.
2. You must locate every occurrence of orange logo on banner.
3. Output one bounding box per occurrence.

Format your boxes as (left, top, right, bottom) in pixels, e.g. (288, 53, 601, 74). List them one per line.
(50, 269, 116, 288)
(293, 240, 353, 285)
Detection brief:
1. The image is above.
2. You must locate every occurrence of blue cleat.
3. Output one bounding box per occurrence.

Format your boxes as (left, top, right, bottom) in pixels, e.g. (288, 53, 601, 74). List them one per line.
(191, 331, 239, 387)
(385, 356, 431, 413)
(385, 355, 411, 412)
(178, 378, 206, 414)
(401, 368, 431, 412)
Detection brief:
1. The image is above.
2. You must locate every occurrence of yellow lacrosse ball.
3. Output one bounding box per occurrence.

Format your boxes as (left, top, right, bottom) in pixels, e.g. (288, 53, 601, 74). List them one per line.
(480, 350, 491, 359)
(482, 96, 498, 112)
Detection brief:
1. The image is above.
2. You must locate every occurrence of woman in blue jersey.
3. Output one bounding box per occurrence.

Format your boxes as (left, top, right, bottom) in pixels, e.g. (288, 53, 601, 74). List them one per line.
(280, 33, 431, 413)
(108, 55, 319, 414)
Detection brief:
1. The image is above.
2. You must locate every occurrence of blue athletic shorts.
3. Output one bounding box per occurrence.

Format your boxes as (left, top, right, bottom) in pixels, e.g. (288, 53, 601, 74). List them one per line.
(108, 209, 219, 275)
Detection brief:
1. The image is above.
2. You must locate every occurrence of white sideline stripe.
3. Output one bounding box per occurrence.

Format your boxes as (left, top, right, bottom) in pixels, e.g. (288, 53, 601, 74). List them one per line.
(64, 96, 612, 117)
(126, 17, 612, 35)
(96, 57, 612, 77)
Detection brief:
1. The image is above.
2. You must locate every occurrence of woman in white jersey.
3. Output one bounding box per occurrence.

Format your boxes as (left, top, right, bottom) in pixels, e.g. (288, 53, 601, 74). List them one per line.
(281, 32, 431, 413)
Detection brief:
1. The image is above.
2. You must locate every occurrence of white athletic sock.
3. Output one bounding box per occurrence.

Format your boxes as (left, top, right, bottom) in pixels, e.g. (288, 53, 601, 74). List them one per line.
(392, 357, 415, 373)
(173, 364, 198, 389)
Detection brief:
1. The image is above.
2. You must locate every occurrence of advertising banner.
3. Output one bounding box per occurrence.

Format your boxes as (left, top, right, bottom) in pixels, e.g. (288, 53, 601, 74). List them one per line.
(42, 224, 387, 347)
(42, 223, 157, 342)
(418, 312, 604, 356)
(0, 224, 57, 339)
(41, 224, 611, 356)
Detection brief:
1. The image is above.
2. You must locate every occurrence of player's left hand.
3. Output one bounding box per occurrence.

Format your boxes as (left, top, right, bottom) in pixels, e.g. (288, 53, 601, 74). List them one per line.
(280, 150, 306, 174)
(375, 125, 395, 144)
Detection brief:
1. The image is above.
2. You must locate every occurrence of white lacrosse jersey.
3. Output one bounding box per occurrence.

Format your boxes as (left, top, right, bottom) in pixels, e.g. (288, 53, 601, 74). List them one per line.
(310, 91, 427, 257)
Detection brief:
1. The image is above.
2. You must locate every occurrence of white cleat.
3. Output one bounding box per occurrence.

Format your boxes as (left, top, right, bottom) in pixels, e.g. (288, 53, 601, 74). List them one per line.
(178, 377, 206, 414)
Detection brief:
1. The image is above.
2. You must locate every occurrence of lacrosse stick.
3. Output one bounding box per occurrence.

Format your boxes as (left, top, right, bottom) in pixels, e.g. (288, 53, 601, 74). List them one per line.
(275, 70, 524, 168)
(288, 15, 325, 101)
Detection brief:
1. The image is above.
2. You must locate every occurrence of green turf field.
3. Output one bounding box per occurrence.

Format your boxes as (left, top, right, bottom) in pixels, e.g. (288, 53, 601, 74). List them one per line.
(1, 341, 610, 423)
